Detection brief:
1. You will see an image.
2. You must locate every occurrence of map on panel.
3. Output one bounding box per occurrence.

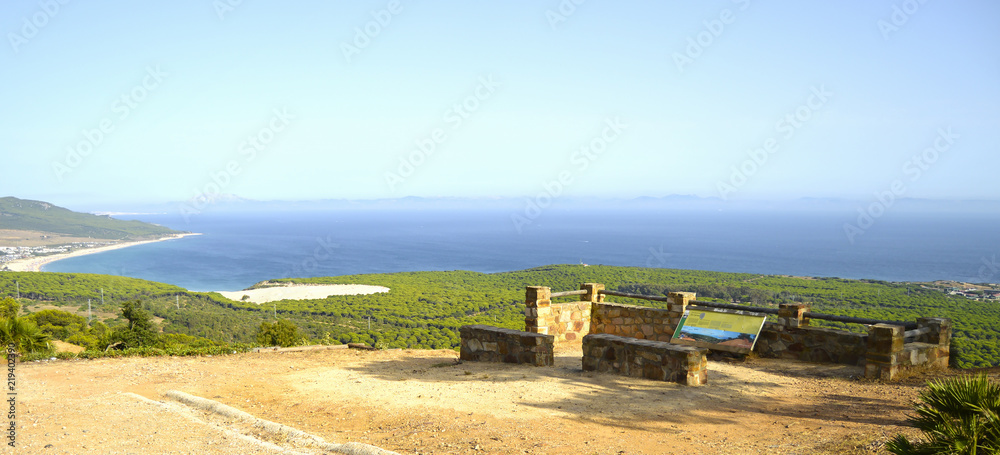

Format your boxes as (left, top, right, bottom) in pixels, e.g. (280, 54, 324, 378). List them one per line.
(670, 309, 768, 353)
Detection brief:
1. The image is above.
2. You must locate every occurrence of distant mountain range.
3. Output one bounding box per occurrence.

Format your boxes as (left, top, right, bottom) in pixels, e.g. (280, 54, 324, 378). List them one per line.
(83, 193, 1000, 216)
(0, 197, 185, 239)
(19, 193, 1000, 218)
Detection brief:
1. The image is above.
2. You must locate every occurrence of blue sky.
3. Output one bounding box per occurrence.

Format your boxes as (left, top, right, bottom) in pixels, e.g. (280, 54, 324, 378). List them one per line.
(1, 0, 997, 206)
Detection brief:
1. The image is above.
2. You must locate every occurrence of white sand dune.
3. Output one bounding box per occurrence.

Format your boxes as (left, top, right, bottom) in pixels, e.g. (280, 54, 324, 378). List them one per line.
(216, 284, 389, 303)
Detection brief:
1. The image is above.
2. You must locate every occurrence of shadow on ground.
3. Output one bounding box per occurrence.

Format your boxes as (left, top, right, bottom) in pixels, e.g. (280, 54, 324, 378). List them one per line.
(343, 351, 905, 432)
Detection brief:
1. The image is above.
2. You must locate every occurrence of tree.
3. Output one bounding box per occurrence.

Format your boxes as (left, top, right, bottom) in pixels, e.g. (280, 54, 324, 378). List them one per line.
(109, 300, 158, 349)
(887, 374, 1000, 455)
(0, 297, 19, 320)
(26, 309, 87, 340)
(66, 320, 112, 351)
(1, 317, 51, 355)
(257, 319, 300, 347)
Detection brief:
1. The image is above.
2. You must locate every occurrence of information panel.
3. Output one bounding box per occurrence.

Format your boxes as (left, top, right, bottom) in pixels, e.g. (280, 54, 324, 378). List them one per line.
(670, 308, 768, 353)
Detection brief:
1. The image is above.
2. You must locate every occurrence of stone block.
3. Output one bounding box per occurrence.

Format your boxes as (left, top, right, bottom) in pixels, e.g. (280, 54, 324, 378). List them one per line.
(917, 317, 952, 346)
(460, 325, 553, 366)
(582, 333, 706, 386)
(643, 364, 665, 381)
(639, 351, 661, 362)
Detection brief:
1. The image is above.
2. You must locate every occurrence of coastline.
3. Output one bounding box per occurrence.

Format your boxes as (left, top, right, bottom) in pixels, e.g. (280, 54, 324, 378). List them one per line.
(3, 232, 201, 272)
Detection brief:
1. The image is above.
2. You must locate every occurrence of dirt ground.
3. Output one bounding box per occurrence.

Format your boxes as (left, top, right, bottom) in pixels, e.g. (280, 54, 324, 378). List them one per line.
(0, 230, 101, 248)
(13, 343, 983, 455)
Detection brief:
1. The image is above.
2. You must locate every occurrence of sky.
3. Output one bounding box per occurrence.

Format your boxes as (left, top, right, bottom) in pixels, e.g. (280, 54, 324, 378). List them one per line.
(1, 0, 998, 207)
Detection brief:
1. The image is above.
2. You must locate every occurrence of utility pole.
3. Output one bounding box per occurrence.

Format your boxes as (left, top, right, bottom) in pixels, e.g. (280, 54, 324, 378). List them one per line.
(88, 299, 92, 325)
(273, 302, 276, 319)
(101, 288, 104, 307)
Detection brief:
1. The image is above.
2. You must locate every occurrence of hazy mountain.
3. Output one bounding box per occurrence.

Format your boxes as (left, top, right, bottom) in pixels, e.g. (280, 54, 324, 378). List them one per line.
(0, 196, 185, 239)
(70, 194, 1000, 218)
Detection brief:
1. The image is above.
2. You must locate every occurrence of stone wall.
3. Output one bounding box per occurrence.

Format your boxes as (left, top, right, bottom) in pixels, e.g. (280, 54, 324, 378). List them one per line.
(582, 333, 708, 386)
(589, 292, 695, 340)
(865, 318, 951, 380)
(754, 323, 868, 366)
(523, 285, 952, 381)
(459, 325, 554, 366)
(524, 284, 600, 342)
(547, 301, 592, 341)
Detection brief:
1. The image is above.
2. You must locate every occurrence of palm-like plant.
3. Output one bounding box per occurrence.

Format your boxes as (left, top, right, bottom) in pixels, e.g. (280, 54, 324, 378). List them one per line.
(1, 317, 52, 355)
(887, 374, 1000, 455)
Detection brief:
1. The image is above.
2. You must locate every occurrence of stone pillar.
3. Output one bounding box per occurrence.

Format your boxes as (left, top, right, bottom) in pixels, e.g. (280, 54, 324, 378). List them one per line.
(581, 283, 605, 303)
(667, 292, 695, 333)
(865, 324, 904, 380)
(778, 303, 810, 328)
(569, 283, 602, 341)
(525, 286, 551, 334)
(916, 318, 951, 346)
(917, 317, 952, 369)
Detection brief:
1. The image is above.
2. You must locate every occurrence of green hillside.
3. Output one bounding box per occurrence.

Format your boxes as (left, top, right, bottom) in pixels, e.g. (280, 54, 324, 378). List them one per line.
(0, 196, 183, 239)
(2, 265, 998, 368)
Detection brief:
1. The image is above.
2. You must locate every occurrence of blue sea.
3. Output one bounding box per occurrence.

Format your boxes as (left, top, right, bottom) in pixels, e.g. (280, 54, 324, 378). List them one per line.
(42, 208, 1000, 292)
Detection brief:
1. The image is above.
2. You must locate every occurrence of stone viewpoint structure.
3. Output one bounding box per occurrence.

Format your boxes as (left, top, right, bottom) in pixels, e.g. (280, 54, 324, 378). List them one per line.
(460, 283, 951, 382)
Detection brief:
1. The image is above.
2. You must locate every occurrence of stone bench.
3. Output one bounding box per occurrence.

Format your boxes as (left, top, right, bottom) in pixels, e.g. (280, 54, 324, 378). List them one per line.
(459, 325, 554, 366)
(582, 333, 708, 386)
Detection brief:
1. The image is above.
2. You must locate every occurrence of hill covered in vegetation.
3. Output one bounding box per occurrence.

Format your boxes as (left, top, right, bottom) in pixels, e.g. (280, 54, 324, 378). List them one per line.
(0, 197, 183, 239)
(1, 265, 998, 367)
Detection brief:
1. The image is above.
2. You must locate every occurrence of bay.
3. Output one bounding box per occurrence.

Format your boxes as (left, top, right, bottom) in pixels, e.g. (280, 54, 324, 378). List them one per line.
(42, 208, 1000, 292)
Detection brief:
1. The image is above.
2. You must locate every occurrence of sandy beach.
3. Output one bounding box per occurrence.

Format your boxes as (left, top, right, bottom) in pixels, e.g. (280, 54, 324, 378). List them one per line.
(3, 233, 201, 272)
(216, 283, 390, 303)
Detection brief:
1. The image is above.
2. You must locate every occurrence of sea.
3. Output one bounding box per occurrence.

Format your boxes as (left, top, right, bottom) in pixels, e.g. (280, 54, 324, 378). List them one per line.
(42, 208, 1000, 292)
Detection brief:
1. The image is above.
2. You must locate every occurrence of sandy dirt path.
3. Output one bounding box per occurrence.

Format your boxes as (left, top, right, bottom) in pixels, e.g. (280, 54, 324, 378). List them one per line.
(12, 344, 954, 454)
